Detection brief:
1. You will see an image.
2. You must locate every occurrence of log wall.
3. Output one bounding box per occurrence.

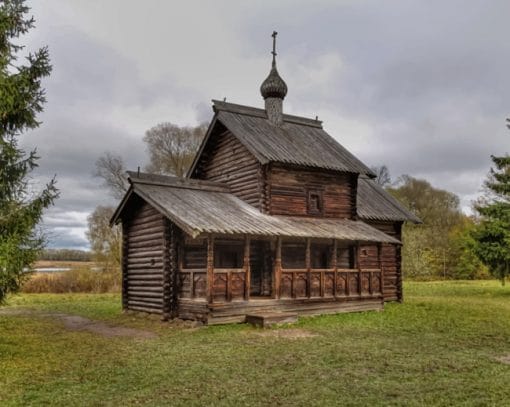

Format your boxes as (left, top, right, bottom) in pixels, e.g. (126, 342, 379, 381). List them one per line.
(267, 165, 357, 218)
(124, 201, 166, 314)
(365, 220, 403, 302)
(194, 129, 262, 209)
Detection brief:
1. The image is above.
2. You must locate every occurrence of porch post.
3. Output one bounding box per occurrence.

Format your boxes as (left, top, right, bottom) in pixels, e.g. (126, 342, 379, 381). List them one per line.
(274, 237, 282, 298)
(378, 242, 383, 296)
(244, 235, 251, 301)
(356, 242, 362, 296)
(332, 239, 338, 298)
(305, 237, 311, 298)
(207, 234, 214, 304)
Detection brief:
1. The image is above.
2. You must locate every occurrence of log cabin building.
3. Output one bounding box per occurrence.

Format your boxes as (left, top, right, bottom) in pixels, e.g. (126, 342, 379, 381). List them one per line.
(111, 33, 420, 325)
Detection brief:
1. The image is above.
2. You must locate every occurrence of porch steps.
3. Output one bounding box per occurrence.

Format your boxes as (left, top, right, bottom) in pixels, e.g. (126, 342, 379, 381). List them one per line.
(245, 312, 298, 328)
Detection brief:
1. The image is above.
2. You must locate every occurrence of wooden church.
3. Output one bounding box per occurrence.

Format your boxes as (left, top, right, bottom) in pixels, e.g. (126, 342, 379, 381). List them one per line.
(111, 33, 420, 325)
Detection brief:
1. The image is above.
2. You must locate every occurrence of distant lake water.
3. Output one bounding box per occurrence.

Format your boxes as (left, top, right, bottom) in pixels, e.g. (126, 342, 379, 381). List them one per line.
(35, 267, 72, 273)
(32, 266, 103, 273)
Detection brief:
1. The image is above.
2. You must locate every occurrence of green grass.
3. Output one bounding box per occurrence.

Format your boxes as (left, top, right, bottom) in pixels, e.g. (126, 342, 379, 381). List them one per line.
(1, 281, 510, 406)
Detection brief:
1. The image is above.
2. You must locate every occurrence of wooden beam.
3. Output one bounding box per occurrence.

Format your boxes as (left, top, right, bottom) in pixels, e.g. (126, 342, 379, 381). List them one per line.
(356, 243, 362, 296)
(244, 235, 251, 301)
(227, 270, 232, 302)
(162, 219, 172, 321)
(306, 238, 311, 298)
(377, 242, 383, 296)
(332, 239, 338, 298)
(121, 222, 129, 311)
(274, 237, 282, 298)
(207, 234, 214, 304)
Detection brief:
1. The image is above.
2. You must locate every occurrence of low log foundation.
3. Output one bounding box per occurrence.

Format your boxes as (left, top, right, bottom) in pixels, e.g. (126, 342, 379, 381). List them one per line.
(177, 296, 383, 325)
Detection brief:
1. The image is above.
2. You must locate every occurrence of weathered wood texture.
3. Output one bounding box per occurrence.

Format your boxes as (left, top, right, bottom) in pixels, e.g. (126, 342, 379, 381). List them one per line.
(207, 297, 383, 325)
(366, 220, 403, 302)
(162, 220, 179, 320)
(179, 237, 207, 300)
(121, 222, 129, 310)
(178, 269, 207, 299)
(267, 165, 357, 218)
(124, 201, 166, 314)
(245, 312, 298, 327)
(279, 268, 383, 300)
(193, 129, 262, 208)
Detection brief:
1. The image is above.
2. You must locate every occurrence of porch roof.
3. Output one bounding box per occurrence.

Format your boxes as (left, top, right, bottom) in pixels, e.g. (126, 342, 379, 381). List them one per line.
(112, 172, 400, 244)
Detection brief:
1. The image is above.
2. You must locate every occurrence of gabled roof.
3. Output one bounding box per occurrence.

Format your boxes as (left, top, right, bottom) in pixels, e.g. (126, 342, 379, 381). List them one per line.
(189, 100, 376, 177)
(357, 177, 421, 224)
(112, 172, 400, 244)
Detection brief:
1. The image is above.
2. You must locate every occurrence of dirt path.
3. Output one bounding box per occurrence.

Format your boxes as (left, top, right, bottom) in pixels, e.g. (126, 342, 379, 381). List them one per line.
(252, 328, 318, 340)
(495, 355, 510, 365)
(0, 308, 157, 339)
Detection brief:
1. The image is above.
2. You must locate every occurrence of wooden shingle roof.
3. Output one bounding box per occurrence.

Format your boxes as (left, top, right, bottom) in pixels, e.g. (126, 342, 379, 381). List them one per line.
(112, 173, 400, 244)
(189, 101, 376, 177)
(357, 177, 421, 223)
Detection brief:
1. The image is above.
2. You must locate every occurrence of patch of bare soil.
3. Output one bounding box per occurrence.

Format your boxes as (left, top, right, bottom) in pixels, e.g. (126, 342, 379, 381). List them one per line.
(0, 308, 157, 339)
(253, 328, 319, 340)
(0, 308, 32, 316)
(495, 354, 510, 365)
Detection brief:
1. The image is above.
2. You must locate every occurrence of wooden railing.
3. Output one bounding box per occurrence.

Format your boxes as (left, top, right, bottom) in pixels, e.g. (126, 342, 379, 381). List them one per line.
(279, 268, 383, 299)
(179, 267, 382, 302)
(211, 268, 247, 302)
(178, 268, 248, 302)
(178, 269, 207, 299)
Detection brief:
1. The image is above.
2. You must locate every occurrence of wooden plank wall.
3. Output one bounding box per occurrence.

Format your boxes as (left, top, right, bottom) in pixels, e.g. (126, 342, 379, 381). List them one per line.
(267, 165, 357, 218)
(365, 220, 403, 302)
(194, 130, 262, 209)
(124, 202, 166, 314)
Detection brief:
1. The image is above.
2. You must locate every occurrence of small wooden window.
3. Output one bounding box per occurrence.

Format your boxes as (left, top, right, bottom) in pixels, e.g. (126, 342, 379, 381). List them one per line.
(307, 189, 323, 215)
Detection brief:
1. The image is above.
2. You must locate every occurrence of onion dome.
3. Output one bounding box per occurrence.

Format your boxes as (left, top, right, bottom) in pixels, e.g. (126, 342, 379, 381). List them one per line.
(260, 61, 288, 100)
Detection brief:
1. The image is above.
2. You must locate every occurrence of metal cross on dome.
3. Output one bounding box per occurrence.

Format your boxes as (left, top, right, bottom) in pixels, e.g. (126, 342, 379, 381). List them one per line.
(271, 31, 278, 63)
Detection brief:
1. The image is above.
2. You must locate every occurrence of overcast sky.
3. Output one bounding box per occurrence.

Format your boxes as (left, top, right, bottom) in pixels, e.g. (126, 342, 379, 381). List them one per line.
(21, 0, 510, 250)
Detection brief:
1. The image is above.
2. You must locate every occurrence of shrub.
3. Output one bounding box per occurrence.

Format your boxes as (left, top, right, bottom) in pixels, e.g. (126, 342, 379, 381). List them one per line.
(22, 268, 121, 294)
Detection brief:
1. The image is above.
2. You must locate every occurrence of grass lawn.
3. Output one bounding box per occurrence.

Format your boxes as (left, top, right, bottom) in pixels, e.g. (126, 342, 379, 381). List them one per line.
(1, 281, 510, 406)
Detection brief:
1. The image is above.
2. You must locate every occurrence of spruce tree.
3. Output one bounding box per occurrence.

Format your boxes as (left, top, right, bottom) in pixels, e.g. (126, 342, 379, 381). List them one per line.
(0, 0, 58, 303)
(472, 120, 510, 285)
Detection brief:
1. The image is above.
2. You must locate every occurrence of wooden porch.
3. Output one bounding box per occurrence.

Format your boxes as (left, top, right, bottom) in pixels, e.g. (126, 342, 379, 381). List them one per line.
(176, 234, 385, 323)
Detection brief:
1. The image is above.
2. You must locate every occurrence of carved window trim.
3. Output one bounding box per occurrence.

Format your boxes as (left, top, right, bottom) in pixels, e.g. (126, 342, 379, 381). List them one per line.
(307, 189, 324, 216)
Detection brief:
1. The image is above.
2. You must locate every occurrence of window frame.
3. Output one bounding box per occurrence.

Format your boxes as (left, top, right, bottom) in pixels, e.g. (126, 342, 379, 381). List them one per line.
(307, 188, 324, 216)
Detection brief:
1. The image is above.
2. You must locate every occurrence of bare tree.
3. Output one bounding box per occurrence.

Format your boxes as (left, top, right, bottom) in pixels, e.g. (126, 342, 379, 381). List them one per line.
(94, 152, 129, 199)
(143, 122, 207, 177)
(370, 165, 392, 187)
(86, 206, 121, 270)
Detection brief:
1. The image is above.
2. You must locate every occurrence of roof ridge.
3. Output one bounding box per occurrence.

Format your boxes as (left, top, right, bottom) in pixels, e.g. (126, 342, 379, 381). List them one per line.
(127, 171, 230, 193)
(212, 100, 322, 128)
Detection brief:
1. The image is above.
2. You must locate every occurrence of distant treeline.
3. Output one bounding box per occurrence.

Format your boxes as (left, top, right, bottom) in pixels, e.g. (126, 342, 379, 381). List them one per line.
(38, 249, 92, 262)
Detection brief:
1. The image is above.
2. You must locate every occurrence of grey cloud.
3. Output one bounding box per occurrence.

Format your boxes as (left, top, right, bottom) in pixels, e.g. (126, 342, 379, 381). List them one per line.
(242, 1, 510, 203)
(21, 1, 510, 248)
(45, 227, 90, 250)
(42, 26, 201, 111)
